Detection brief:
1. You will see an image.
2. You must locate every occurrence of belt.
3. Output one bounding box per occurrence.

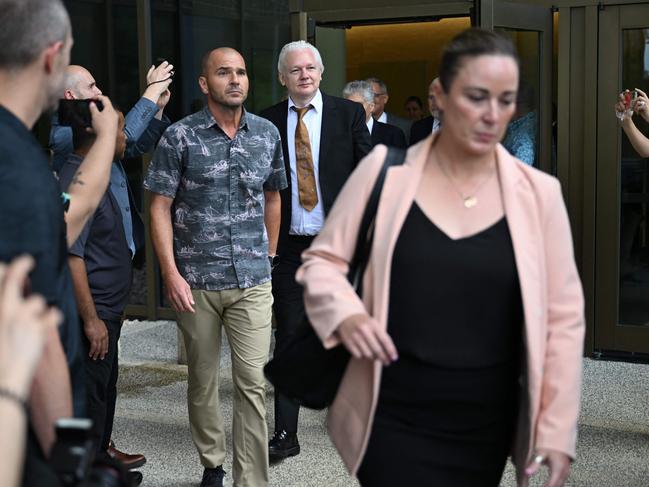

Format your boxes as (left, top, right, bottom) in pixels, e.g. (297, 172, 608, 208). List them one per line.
(287, 234, 317, 243)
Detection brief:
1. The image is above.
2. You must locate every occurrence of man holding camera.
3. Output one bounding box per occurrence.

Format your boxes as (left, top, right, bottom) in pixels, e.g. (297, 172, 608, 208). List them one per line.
(0, 1, 120, 485)
(53, 63, 172, 472)
(50, 62, 173, 173)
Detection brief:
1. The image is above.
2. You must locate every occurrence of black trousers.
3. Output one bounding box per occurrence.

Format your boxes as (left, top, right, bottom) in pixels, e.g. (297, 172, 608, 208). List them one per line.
(271, 235, 314, 433)
(83, 317, 122, 452)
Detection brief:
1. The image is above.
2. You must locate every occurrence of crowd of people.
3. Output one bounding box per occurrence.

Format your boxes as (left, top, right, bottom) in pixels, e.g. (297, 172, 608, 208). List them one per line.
(0, 1, 587, 487)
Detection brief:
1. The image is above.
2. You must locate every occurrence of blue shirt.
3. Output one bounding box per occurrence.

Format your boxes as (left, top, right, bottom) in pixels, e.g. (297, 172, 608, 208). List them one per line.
(144, 107, 288, 290)
(109, 161, 135, 256)
(502, 111, 537, 166)
(49, 96, 164, 172)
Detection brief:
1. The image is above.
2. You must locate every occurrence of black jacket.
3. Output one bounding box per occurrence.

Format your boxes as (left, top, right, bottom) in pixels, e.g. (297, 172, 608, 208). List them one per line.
(259, 92, 372, 253)
(409, 115, 435, 146)
(371, 120, 407, 149)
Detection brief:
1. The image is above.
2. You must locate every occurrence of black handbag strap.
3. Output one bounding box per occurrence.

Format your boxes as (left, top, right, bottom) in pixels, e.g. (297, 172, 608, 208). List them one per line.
(349, 147, 407, 295)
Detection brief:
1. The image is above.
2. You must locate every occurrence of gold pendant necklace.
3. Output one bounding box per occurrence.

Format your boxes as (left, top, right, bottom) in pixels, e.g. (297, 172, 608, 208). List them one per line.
(463, 196, 478, 208)
(437, 157, 494, 209)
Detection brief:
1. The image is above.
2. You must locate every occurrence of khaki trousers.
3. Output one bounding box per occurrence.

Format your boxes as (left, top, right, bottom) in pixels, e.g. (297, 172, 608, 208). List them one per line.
(177, 282, 272, 487)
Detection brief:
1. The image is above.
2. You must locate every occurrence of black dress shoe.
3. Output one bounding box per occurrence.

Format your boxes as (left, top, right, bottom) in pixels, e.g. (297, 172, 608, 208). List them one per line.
(268, 430, 300, 460)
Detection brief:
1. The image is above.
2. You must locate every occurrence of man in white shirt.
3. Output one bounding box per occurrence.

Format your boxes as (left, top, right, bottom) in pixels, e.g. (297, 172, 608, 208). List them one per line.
(260, 41, 372, 461)
(343, 80, 406, 148)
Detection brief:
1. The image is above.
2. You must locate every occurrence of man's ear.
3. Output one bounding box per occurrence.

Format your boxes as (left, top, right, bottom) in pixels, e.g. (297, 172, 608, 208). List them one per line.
(43, 41, 64, 75)
(432, 78, 445, 111)
(64, 90, 76, 100)
(278, 72, 286, 87)
(198, 75, 209, 95)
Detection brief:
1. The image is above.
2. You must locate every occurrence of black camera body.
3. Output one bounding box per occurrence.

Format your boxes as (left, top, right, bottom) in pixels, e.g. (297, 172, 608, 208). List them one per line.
(58, 99, 104, 128)
(49, 418, 129, 487)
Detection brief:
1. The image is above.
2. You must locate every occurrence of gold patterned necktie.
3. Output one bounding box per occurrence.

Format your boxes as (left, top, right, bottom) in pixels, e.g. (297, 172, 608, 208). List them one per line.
(292, 105, 318, 212)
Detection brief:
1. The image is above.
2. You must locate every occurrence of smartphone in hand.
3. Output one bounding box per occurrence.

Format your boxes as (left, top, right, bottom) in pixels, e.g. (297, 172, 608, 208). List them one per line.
(58, 99, 104, 128)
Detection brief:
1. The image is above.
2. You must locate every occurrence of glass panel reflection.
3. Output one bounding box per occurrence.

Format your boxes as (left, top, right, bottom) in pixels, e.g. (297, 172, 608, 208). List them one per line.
(619, 29, 649, 325)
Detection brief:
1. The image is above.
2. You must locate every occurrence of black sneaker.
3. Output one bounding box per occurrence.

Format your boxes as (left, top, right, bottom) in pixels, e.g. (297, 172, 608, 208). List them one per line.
(268, 430, 300, 460)
(200, 466, 225, 487)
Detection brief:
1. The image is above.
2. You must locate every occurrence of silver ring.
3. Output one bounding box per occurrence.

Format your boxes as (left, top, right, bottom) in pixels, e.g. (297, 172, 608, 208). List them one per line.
(533, 454, 545, 464)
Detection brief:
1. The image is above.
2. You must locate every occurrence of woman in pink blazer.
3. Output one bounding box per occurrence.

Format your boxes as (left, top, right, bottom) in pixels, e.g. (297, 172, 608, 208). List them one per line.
(296, 29, 584, 487)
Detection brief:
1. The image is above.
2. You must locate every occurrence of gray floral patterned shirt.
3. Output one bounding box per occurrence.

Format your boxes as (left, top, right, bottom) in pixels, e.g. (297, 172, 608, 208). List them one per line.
(144, 107, 287, 290)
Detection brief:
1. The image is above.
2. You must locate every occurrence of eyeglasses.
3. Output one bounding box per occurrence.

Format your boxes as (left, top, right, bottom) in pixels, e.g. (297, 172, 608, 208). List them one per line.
(373, 92, 387, 98)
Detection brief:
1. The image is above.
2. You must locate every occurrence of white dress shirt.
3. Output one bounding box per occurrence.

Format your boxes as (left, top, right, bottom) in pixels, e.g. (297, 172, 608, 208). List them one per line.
(377, 112, 387, 124)
(366, 116, 374, 135)
(287, 89, 324, 236)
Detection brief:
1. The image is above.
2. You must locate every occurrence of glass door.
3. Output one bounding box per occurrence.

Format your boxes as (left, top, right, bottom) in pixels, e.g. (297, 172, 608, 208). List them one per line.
(481, 1, 553, 172)
(596, 4, 649, 354)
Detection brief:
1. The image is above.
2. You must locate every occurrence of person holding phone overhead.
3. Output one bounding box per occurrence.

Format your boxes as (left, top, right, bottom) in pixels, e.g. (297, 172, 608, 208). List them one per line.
(616, 88, 649, 156)
(296, 28, 585, 487)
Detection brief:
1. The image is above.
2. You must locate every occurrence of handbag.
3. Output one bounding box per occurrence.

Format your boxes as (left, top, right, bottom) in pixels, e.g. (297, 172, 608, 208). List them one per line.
(264, 146, 407, 410)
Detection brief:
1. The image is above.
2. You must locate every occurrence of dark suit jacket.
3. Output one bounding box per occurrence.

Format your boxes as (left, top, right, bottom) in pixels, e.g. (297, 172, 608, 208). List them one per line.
(409, 115, 435, 146)
(260, 92, 372, 254)
(385, 112, 411, 141)
(371, 120, 407, 149)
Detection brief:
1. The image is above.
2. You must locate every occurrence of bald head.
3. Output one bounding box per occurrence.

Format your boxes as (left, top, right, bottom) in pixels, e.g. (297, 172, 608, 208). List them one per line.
(201, 47, 243, 76)
(63, 65, 102, 99)
(198, 47, 248, 109)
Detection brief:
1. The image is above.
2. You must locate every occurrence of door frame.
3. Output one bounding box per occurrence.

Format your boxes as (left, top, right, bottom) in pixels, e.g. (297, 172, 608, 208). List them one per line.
(481, 0, 554, 173)
(595, 3, 649, 354)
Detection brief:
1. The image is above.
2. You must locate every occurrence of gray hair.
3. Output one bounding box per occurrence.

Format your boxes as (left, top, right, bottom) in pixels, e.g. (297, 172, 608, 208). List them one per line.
(0, 0, 70, 69)
(277, 41, 324, 74)
(366, 77, 388, 94)
(342, 80, 374, 105)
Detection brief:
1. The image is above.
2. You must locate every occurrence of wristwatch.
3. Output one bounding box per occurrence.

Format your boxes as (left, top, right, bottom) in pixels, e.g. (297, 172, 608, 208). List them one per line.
(268, 254, 280, 269)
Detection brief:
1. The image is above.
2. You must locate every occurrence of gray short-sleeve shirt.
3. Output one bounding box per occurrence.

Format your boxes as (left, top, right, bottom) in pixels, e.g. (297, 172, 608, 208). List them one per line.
(144, 107, 287, 290)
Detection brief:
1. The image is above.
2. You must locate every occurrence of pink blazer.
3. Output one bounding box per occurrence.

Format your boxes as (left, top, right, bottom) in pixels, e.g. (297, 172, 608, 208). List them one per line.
(295, 135, 585, 482)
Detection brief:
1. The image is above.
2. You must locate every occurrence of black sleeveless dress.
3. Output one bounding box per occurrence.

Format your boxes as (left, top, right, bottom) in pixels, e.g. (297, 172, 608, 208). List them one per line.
(357, 203, 524, 487)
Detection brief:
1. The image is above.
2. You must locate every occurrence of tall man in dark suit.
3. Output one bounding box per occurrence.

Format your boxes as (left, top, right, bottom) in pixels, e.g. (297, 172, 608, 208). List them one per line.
(260, 41, 372, 460)
(410, 78, 442, 146)
(343, 80, 406, 149)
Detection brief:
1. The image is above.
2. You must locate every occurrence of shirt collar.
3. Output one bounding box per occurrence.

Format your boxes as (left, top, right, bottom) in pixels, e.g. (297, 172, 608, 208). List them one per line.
(201, 105, 250, 132)
(366, 116, 374, 134)
(288, 89, 323, 114)
(377, 111, 387, 124)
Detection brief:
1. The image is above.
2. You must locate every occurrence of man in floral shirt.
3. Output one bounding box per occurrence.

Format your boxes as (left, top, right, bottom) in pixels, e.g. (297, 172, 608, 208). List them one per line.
(144, 47, 286, 487)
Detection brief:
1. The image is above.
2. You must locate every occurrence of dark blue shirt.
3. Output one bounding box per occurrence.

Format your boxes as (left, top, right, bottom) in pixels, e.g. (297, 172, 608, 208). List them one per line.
(59, 154, 133, 321)
(0, 105, 85, 416)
